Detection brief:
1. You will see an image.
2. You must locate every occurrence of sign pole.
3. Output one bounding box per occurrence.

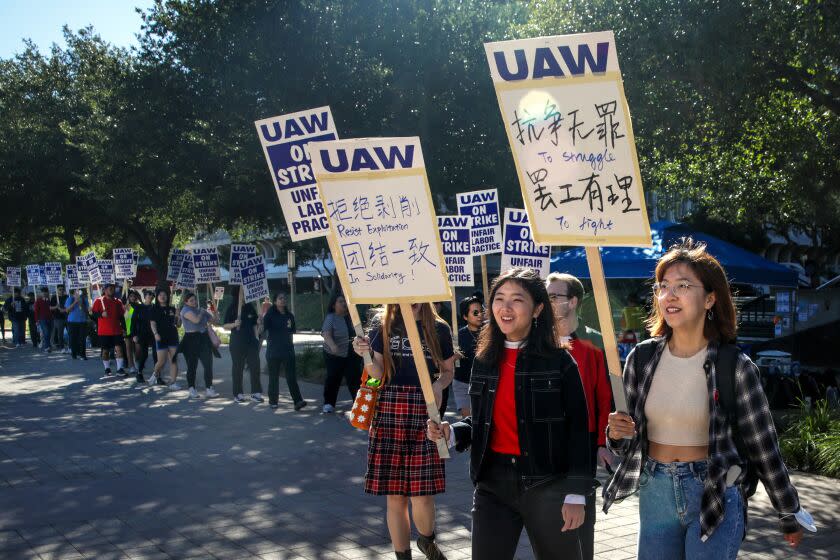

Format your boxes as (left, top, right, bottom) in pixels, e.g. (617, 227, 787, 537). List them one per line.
(399, 302, 451, 459)
(480, 254, 490, 297)
(585, 246, 627, 412)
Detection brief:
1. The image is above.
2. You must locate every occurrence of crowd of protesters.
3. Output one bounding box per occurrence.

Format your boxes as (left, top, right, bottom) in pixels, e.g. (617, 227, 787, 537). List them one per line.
(0, 239, 815, 559)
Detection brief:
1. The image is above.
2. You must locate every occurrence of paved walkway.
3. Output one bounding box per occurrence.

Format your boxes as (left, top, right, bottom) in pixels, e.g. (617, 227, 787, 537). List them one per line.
(0, 343, 837, 559)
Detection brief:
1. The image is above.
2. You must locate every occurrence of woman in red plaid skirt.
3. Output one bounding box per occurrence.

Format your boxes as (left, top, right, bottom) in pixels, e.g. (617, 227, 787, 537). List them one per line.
(353, 303, 455, 560)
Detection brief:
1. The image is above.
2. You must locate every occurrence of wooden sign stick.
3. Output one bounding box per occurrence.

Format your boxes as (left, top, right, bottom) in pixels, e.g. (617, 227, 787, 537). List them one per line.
(585, 246, 628, 413)
(480, 254, 490, 298)
(399, 302, 450, 459)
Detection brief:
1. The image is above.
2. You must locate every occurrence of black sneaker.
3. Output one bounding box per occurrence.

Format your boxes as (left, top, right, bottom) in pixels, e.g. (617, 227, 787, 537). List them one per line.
(104, 368, 112, 375)
(294, 400, 308, 411)
(156, 376, 167, 386)
(270, 403, 279, 409)
(135, 374, 145, 384)
(117, 368, 127, 377)
(417, 533, 446, 560)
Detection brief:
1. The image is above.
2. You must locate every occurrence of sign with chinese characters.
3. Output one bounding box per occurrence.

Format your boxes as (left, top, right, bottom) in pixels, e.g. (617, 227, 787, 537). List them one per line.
(6, 267, 21, 287)
(96, 259, 115, 285)
(500, 209, 551, 278)
(191, 247, 221, 283)
(456, 188, 502, 255)
(229, 244, 257, 286)
(240, 255, 269, 303)
(311, 137, 451, 304)
(437, 216, 474, 287)
(166, 249, 189, 283)
(65, 265, 83, 290)
(44, 262, 63, 285)
(176, 257, 196, 290)
(26, 264, 45, 286)
(213, 286, 225, 301)
(485, 31, 651, 246)
(113, 248, 136, 280)
(255, 106, 338, 242)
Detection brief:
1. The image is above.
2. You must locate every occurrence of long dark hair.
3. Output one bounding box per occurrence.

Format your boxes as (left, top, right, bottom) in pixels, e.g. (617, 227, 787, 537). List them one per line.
(476, 267, 560, 364)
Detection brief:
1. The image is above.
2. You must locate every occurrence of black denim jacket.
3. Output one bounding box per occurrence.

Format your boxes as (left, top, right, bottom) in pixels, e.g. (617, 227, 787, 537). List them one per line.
(452, 345, 594, 494)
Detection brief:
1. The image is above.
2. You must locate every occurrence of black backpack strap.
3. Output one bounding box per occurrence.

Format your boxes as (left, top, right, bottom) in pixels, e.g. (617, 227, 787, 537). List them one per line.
(715, 344, 741, 451)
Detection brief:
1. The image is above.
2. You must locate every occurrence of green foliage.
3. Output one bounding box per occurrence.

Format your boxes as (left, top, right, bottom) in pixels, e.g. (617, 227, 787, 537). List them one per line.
(296, 342, 327, 383)
(780, 398, 840, 478)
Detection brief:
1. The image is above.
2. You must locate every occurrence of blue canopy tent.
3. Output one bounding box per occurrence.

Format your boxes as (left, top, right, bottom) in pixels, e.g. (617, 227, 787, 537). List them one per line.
(549, 221, 798, 288)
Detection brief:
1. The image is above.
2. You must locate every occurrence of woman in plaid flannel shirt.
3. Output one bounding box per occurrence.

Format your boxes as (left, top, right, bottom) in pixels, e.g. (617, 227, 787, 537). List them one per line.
(605, 239, 806, 559)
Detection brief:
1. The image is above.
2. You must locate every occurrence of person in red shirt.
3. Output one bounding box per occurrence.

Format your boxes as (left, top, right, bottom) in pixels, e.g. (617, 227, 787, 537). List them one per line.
(34, 288, 53, 352)
(547, 272, 615, 560)
(91, 283, 126, 376)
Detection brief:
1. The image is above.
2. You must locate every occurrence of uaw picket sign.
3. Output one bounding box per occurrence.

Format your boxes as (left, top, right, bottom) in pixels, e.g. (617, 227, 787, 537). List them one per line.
(311, 137, 450, 304)
(485, 31, 651, 247)
(191, 247, 221, 283)
(229, 244, 257, 286)
(176, 258, 196, 290)
(6, 267, 21, 288)
(167, 250, 189, 283)
(312, 136, 452, 459)
(26, 265, 44, 287)
(456, 188, 502, 256)
(255, 106, 338, 242)
(77, 253, 96, 285)
(65, 265, 82, 290)
(113, 248, 136, 280)
(96, 260, 115, 285)
(44, 262, 63, 286)
(240, 255, 269, 303)
(437, 215, 474, 287)
(500, 209, 551, 278)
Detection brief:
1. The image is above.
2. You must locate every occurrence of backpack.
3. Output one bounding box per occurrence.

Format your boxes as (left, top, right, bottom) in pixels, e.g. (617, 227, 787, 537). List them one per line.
(635, 340, 759, 497)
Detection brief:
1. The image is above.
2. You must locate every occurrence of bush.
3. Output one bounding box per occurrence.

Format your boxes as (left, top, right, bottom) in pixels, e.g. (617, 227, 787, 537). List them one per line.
(780, 398, 840, 478)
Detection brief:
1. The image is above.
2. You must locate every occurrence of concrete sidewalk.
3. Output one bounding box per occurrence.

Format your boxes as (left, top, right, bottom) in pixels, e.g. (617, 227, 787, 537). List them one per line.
(0, 343, 837, 559)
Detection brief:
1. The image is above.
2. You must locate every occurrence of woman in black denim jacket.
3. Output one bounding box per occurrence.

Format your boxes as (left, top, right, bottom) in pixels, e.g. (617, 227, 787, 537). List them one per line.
(428, 268, 593, 560)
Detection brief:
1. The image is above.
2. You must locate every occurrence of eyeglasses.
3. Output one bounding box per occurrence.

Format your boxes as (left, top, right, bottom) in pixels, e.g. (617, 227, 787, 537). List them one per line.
(653, 281, 702, 299)
(548, 294, 571, 302)
(471, 310, 483, 316)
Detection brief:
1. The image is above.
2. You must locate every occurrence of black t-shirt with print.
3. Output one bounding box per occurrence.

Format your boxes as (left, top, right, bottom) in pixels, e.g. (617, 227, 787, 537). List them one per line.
(370, 320, 453, 386)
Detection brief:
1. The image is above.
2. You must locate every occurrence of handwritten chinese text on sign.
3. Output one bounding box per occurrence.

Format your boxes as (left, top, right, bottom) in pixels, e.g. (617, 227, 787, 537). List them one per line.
(485, 31, 651, 247)
(311, 137, 451, 304)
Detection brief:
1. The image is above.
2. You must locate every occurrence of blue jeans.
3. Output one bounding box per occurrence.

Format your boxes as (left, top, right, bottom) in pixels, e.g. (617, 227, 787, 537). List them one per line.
(38, 320, 52, 350)
(638, 458, 744, 560)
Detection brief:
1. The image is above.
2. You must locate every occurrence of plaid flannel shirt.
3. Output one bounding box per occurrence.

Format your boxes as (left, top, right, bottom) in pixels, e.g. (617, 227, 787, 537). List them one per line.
(603, 337, 801, 540)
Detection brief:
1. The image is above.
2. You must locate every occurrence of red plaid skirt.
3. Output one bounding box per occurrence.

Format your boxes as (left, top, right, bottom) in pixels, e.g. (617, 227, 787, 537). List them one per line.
(365, 384, 445, 496)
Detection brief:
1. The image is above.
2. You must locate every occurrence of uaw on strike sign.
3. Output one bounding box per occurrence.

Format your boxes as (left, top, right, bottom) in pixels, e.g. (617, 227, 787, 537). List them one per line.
(255, 106, 338, 242)
(485, 31, 651, 247)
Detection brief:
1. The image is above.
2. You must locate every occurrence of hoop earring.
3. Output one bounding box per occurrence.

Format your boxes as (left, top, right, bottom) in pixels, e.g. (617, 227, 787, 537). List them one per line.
(707, 309, 714, 321)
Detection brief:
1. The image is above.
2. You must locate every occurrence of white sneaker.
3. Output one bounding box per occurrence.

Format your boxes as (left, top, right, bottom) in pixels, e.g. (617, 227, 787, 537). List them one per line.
(147, 374, 158, 387)
(234, 393, 247, 403)
(206, 387, 219, 398)
(251, 393, 264, 403)
(170, 382, 182, 391)
(322, 404, 336, 414)
(189, 387, 199, 398)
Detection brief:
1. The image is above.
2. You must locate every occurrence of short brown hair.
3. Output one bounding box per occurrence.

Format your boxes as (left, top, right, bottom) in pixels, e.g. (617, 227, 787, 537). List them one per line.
(646, 238, 737, 343)
(546, 272, 584, 301)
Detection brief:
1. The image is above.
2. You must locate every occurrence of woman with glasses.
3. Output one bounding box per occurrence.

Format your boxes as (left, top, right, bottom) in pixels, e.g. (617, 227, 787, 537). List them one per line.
(604, 239, 808, 559)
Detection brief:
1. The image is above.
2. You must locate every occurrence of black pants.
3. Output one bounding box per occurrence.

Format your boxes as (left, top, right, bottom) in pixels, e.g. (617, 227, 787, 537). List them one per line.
(28, 318, 39, 346)
(580, 434, 599, 560)
(135, 337, 153, 373)
(267, 352, 301, 405)
(472, 454, 583, 560)
(231, 343, 262, 396)
(68, 322, 87, 359)
(322, 352, 361, 406)
(181, 332, 213, 389)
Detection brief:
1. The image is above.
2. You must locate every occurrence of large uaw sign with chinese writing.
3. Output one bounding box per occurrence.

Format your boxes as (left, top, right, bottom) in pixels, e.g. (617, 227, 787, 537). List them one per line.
(311, 137, 451, 304)
(255, 106, 338, 242)
(485, 32, 651, 246)
(240, 255, 269, 303)
(6, 267, 21, 287)
(113, 248, 136, 280)
(191, 247, 221, 283)
(44, 262, 63, 286)
(456, 188, 502, 255)
(437, 216, 474, 287)
(501, 209, 551, 278)
(229, 244, 257, 285)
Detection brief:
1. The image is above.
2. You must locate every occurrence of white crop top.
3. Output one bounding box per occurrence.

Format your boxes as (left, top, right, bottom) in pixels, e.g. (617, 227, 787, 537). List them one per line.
(644, 344, 710, 446)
